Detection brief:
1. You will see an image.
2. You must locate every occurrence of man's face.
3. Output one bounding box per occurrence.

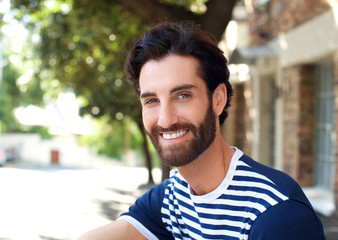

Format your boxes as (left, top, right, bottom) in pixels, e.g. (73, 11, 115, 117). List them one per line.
(139, 55, 216, 167)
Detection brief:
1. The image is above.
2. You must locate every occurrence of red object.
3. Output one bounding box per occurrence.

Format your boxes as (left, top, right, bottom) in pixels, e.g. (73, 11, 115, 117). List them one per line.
(51, 150, 59, 164)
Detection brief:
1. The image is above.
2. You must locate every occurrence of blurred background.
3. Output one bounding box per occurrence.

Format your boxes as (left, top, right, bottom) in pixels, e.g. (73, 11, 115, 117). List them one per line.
(0, 0, 338, 239)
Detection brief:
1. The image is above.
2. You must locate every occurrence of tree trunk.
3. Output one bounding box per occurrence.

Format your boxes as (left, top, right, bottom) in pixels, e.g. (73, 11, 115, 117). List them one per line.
(120, 0, 199, 23)
(161, 162, 171, 181)
(137, 122, 154, 184)
(202, 0, 238, 40)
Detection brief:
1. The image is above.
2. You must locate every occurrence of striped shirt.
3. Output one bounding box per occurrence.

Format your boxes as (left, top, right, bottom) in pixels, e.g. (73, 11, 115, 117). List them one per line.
(120, 148, 325, 240)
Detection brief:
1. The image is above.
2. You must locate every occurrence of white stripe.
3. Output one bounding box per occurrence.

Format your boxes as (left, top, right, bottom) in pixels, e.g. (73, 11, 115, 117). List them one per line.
(174, 178, 190, 191)
(173, 178, 285, 206)
(235, 170, 274, 183)
(175, 216, 202, 239)
(236, 160, 250, 167)
(225, 189, 278, 205)
(198, 218, 251, 228)
(118, 215, 159, 240)
(202, 228, 243, 239)
(197, 198, 267, 211)
(231, 180, 289, 201)
(194, 206, 258, 221)
(174, 191, 194, 204)
(160, 148, 290, 240)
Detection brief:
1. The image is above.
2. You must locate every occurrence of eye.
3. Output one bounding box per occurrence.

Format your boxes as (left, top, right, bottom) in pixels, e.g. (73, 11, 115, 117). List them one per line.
(144, 98, 159, 105)
(178, 93, 191, 99)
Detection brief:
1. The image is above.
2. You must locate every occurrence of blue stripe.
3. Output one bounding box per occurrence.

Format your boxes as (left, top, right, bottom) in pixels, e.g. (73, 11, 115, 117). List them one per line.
(201, 222, 241, 232)
(197, 212, 246, 222)
(236, 165, 253, 171)
(218, 194, 272, 209)
(218, 193, 270, 202)
(173, 175, 189, 188)
(172, 232, 185, 240)
(179, 207, 200, 224)
(174, 187, 191, 200)
(233, 175, 277, 188)
(159, 159, 288, 239)
(202, 233, 241, 240)
(195, 203, 248, 212)
(162, 202, 184, 223)
(163, 199, 203, 237)
(176, 198, 195, 211)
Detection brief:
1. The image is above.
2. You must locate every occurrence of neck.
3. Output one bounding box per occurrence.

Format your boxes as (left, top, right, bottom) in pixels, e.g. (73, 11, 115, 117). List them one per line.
(177, 135, 235, 196)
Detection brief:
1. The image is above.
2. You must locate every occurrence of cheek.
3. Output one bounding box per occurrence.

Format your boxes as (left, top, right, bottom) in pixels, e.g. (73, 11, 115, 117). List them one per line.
(178, 103, 205, 123)
(142, 109, 157, 131)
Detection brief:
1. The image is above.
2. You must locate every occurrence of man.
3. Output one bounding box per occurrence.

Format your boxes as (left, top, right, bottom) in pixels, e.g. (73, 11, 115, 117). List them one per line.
(78, 22, 325, 240)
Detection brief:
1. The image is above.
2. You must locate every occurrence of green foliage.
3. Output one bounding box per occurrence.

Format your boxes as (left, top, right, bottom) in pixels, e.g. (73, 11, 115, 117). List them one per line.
(26, 125, 52, 139)
(78, 117, 143, 160)
(160, 0, 208, 13)
(0, 60, 49, 135)
(11, 0, 149, 126)
(8, 0, 153, 161)
(11, 124, 52, 139)
(0, 61, 45, 132)
(0, 63, 20, 124)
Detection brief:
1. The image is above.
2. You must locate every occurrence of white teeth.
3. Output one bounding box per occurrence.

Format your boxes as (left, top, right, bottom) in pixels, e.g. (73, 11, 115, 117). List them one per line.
(163, 130, 187, 140)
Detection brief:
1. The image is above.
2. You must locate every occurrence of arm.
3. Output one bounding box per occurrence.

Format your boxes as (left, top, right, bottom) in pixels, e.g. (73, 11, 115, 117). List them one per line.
(77, 219, 147, 240)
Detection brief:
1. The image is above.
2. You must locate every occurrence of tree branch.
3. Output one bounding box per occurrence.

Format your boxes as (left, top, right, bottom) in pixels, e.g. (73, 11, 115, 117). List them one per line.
(201, 0, 238, 40)
(120, 0, 199, 23)
(119, 0, 238, 42)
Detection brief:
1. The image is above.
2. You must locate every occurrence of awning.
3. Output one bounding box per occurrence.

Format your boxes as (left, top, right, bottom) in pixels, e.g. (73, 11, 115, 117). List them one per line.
(229, 45, 277, 64)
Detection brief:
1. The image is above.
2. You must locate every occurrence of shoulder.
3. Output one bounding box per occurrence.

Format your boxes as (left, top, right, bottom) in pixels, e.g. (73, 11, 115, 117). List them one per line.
(237, 154, 326, 239)
(239, 154, 311, 204)
(249, 199, 326, 239)
(239, 154, 295, 186)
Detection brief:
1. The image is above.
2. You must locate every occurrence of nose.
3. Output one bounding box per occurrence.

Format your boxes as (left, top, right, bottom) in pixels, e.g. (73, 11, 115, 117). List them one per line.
(157, 102, 178, 128)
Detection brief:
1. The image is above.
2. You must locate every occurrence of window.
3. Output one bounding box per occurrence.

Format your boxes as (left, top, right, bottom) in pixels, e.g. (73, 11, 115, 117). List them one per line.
(315, 62, 336, 190)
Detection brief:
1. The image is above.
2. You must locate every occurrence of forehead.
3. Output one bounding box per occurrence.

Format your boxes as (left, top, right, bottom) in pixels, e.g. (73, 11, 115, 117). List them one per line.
(139, 55, 205, 93)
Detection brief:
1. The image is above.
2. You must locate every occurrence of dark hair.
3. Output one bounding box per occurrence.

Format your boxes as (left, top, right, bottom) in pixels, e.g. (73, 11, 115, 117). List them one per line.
(124, 22, 233, 124)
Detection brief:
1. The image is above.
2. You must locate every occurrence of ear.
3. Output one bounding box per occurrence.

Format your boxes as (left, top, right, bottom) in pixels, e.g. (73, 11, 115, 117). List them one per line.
(212, 83, 227, 116)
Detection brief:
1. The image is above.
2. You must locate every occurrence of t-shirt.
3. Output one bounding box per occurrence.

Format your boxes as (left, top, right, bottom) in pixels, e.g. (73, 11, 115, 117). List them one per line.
(119, 148, 325, 240)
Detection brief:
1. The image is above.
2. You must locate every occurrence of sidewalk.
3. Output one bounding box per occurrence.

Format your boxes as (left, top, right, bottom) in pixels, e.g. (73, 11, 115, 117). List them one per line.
(1, 159, 336, 240)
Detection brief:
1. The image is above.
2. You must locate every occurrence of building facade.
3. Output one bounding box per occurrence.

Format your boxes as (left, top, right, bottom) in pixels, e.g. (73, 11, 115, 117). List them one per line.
(225, 0, 338, 216)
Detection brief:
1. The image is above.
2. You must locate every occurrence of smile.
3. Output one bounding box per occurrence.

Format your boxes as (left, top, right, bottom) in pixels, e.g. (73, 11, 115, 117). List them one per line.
(162, 130, 188, 140)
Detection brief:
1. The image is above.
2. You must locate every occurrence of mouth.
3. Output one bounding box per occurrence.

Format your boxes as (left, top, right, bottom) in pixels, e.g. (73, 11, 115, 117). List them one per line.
(161, 130, 188, 140)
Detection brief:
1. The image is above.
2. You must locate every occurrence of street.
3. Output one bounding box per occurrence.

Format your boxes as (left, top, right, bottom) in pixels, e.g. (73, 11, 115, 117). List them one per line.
(0, 163, 160, 240)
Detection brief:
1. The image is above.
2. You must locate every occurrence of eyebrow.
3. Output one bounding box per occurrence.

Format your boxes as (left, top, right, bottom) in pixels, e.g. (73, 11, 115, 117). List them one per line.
(170, 84, 197, 94)
(140, 84, 197, 99)
(140, 92, 156, 99)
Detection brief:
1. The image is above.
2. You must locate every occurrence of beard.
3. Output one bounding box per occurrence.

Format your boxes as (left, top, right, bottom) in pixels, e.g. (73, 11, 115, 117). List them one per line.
(146, 101, 216, 167)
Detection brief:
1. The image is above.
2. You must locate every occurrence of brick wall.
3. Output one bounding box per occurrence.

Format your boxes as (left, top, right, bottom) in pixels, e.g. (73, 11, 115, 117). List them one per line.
(249, 0, 332, 45)
(243, 81, 253, 155)
(242, 0, 338, 212)
(223, 83, 252, 155)
(282, 66, 300, 180)
(298, 65, 316, 186)
(282, 65, 315, 186)
(223, 84, 246, 149)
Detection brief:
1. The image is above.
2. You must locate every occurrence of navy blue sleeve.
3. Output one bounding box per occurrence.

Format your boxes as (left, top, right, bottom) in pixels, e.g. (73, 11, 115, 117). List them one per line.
(249, 200, 326, 240)
(120, 180, 174, 240)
